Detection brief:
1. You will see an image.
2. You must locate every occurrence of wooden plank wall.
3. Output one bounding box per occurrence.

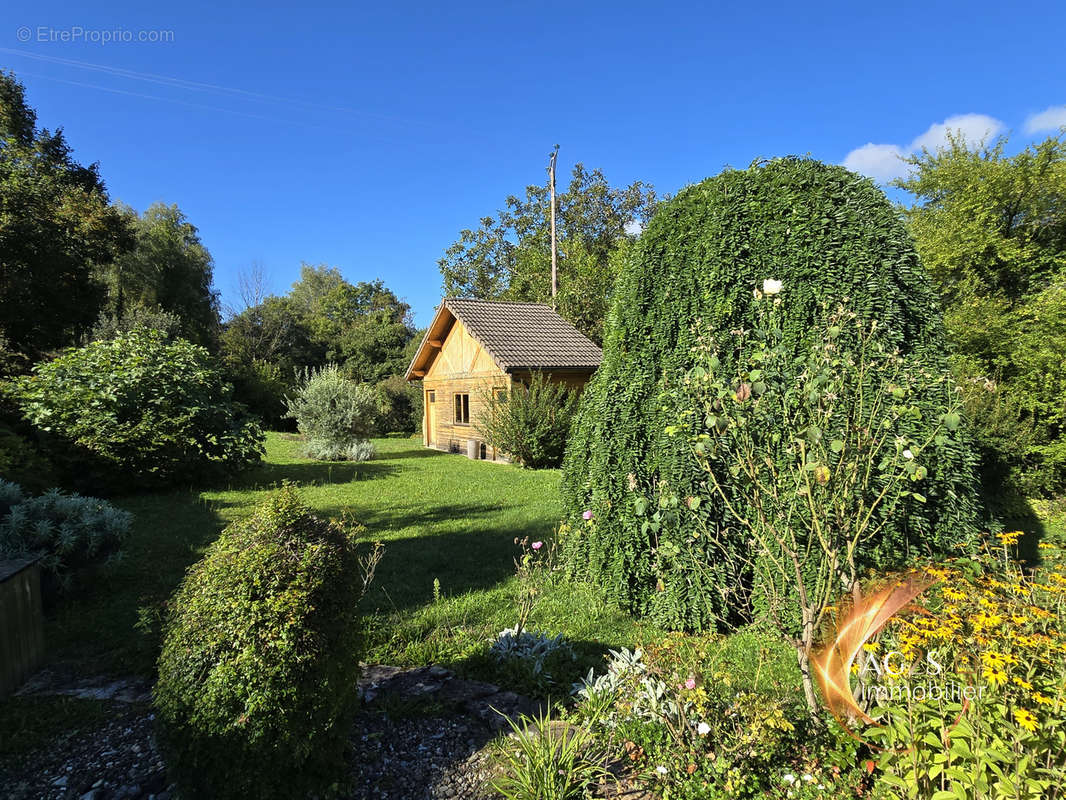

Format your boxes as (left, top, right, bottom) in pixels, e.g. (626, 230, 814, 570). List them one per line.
(419, 317, 596, 461)
(0, 560, 44, 696)
(421, 318, 511, 459)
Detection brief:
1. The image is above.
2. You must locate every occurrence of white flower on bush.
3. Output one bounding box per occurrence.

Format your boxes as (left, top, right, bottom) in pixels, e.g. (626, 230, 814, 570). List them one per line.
(697, 721, 711, 736)
(782, 773, 796, 784)
(656, 765, 668, 775)
(903, 449, 914, 460)
(763, 278, 783, 295)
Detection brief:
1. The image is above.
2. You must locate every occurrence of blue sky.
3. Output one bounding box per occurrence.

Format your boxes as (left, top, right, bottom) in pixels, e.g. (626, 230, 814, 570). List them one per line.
(2, 1, 1064, 327)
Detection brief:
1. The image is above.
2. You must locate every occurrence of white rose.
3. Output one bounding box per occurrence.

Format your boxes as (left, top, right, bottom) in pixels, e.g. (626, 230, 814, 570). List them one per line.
(697, 721, 711, 736)
(903, 449, 914, 460)
(763, 278, 783, 295)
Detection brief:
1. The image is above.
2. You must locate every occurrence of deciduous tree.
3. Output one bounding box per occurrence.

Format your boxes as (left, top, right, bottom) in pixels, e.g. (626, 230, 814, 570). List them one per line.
(897, 131, 1066, 493)
(439, 162, 656, 343)
(0, 71, 132, 355)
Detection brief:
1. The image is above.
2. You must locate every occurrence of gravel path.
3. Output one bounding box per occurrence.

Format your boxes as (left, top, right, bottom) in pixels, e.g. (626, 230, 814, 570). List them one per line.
(0, 703, 169, 800)
(0, 665, 533, 800)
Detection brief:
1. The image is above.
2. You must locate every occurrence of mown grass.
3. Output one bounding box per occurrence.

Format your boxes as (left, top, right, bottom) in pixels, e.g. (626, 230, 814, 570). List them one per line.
(42, 433, 648, 678)
(35, 432, 1066, 682)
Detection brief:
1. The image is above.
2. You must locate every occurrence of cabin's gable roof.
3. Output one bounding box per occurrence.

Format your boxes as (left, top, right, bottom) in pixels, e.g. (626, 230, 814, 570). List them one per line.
(405, 299, 602, 380)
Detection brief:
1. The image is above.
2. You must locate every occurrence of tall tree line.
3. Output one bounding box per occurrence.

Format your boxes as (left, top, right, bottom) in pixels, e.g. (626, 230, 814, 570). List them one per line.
(0, 71, 219, 358)
(2, 70, 421, 434)
(896, 130, 1066, 495)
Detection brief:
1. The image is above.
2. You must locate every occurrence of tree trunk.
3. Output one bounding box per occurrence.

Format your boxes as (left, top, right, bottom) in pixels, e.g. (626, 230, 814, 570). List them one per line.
(796, 646, 821, 716)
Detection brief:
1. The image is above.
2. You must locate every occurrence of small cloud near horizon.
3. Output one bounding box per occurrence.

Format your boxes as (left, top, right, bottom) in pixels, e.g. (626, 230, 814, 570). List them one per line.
(842, 113, 1005, 183)
(1025, 105, 1066, 134)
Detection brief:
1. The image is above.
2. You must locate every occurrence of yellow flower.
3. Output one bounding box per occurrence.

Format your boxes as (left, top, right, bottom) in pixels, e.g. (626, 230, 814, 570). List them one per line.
(997, 531, 1022, 546)
(1012, 677, 1033, 691)
(1013, 707, 1038, 733)
(1032, 692, 1054, 706)
(983, 666, 1008, 687)
(943, 586, 966, 601)
(982, 652, 1008, 669)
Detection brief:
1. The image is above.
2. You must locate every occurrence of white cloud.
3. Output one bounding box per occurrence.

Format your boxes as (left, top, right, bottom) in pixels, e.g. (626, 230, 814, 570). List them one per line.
(842, 113, 1004, 183)
(624, 218, 643, 236)
(1025, 105, 1066, 134)
(842, 143, 908, 182)
(909, 113, 1004, 152)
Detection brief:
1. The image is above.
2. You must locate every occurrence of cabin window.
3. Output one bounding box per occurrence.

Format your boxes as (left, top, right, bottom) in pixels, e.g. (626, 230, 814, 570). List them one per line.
(426, 390, 435, 403)
(454, 393, 470, 424)
(492, 387, 508, 403)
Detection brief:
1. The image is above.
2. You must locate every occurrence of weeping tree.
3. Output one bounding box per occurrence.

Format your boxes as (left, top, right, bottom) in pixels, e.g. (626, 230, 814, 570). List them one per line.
(560, 158, 983, 632)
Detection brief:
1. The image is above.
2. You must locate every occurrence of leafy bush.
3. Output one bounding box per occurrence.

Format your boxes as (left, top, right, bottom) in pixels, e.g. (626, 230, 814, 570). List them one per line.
(570, 636, 866, 799)
(91, 304, 183, 342)
(4, 330, 264, 490)
(490, 628, 577, 692)
(0, 481, 131, 592)
(154, 486, 382, 800)
(376, 374, 422, 434)
(226, 358, 291, 430)
(664, 302, 978, 709)
(477, 372, 580, 468)
(285, 364, 381, 460)
(0, 479, 24, 517)
(561, 158, 983, 631)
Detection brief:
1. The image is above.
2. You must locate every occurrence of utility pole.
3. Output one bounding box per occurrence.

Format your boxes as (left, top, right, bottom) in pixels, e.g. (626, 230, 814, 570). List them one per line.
(548, 145, 559, 307)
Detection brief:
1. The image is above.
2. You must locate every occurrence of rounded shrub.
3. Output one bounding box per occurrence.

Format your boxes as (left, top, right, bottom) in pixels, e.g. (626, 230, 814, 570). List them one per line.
(155, 486, 375, 800)
(285, 364, 381, 461)
(5, 330, 263, 490)
(561, 158, 983, 631)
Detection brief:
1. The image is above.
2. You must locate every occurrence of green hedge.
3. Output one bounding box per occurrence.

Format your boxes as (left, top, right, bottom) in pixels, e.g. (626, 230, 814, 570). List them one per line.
(560, 158, 983, 631)
(155, 486, 371, 799)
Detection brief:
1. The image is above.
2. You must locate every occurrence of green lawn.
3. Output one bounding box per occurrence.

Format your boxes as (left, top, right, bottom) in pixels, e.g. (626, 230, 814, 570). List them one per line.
(44, 433, 648, 677)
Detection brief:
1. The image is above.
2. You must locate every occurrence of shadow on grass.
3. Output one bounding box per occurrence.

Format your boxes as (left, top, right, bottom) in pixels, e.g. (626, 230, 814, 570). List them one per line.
(232, 458, 401, 489)
(382, 447, 449, 460)
(45, 493, 229, 676)
(356, 514, 552, 614)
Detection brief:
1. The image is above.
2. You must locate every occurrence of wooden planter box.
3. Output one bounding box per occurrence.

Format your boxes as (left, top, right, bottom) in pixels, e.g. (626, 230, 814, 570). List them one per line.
(0, 558, 44, 696)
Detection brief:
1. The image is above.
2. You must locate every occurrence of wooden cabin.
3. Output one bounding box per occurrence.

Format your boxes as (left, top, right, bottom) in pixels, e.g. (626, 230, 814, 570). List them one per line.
(404, 299, 602, 459)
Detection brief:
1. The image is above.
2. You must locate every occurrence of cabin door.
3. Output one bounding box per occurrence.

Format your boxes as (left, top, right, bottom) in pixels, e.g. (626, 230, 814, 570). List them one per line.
(425, 389, 436, 446)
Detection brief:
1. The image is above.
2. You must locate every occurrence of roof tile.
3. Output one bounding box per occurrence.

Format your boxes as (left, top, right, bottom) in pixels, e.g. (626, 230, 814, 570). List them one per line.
(444, 298, 602, 371)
